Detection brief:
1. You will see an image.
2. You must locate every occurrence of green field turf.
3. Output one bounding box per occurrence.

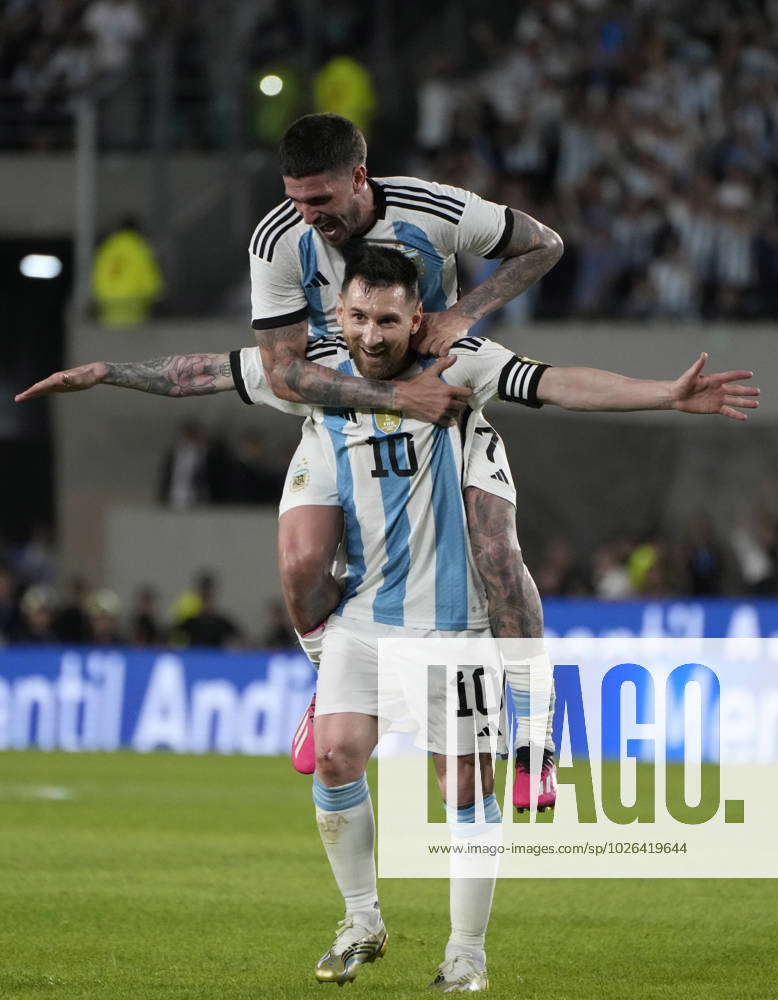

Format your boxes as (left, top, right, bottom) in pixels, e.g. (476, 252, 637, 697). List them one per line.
(0, 752, 774, 1000)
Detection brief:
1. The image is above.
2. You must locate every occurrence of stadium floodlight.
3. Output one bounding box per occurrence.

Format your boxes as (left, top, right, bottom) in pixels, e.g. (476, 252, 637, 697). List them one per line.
(19, 254, 63, 279)
(259, 74, 283, 97)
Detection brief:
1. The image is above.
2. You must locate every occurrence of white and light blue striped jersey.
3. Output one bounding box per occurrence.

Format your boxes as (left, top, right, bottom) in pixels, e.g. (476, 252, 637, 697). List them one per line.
(231, 338, 550, 631)
(248, 176, 513, 336)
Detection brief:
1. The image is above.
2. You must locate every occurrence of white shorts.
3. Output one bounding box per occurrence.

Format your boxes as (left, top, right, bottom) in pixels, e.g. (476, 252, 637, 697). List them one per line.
(278, 412, 516, 516)
(316, 615, 508, 757)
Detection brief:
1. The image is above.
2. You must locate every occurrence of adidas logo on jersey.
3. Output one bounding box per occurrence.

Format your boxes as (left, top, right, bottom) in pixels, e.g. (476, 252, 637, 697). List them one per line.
(490, 469, 509, 484)
(305, 270, 330, 288)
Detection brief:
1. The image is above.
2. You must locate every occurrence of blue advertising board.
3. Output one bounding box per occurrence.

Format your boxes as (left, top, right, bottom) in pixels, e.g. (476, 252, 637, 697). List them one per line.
(0, 646, 315, 754)
(542, 597, 778, 639)
(2, 599, 777, 756)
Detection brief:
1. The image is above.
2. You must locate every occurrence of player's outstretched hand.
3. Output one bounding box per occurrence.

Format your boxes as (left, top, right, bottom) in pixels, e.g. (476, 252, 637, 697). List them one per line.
(412, 308, 473, 357)
(15, 362, 108, 402)
(671, 353, 760, 421)
(395, 356, 472, 426)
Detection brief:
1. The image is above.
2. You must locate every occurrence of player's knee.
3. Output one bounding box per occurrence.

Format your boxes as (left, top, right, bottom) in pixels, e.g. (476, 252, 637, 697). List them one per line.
(437, 761, 488, 809)
(315, 739, 365, 784)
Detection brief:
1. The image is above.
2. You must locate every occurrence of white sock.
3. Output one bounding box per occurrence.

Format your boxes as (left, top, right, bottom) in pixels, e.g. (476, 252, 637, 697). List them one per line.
(313, 775, 380, 925)
(445, 793, 500, 967)
(447, 878, 495, 966)
(502, 643, 556, 752)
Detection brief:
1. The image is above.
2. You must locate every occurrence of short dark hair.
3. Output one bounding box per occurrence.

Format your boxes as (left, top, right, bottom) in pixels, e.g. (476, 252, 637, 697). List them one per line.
(279, 114, 367, 178)
(342, 244, 420, 303)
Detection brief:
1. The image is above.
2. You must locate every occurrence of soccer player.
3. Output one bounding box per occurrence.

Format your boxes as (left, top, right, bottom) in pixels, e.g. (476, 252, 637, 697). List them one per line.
(247, 112, 564, 803)
(17, 246, 759, 990)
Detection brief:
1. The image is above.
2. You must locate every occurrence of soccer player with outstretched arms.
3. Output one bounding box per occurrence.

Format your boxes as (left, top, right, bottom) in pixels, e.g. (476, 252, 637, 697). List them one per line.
(16, 245, 759, 991)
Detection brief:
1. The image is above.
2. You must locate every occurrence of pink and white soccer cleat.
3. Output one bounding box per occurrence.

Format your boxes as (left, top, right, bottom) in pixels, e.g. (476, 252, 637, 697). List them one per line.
(291, 693, 316, 774)
(513, 746, 557, 812)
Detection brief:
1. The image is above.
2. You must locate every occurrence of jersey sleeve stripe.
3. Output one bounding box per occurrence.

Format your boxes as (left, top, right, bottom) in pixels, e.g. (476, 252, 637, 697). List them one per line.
(517, 364, 535, 400)
(451, 336, 485, 352)
(497, 356, 549, 408)
(257, 204, 300, 260)
(251, 199, 294, 255)
(509, 362, 526, 399)
(483, 207, 514, 259)
(229, 350, 254, 405)
(265, 215, 303, 262)
(497, 357, 519, 399)
(384, 200, 462, 225)
(305, 336, 346, 353)
(252, 305, 310, 330)
(306, 348, 339, 361)
(523, 365, 548, 407)
(381, 183, 465, 210)
(381, 187, 464, 218)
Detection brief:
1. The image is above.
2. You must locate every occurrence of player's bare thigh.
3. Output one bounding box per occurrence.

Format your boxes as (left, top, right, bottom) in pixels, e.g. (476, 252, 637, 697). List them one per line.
(314, 712, 378, 786)
(278, 504, 343, 633)
(432, 752, 495, 806)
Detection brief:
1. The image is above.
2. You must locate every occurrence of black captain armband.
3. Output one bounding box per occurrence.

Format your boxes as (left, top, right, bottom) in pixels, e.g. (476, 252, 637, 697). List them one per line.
(229, 350, 254, 405)
(497, 356, 550, 408)
(484, 207, 514, 259)
(251, 305, 309, 331)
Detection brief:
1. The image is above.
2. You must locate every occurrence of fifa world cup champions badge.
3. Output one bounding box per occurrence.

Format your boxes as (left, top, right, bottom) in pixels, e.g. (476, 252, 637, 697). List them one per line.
(377, 638, 776, 880)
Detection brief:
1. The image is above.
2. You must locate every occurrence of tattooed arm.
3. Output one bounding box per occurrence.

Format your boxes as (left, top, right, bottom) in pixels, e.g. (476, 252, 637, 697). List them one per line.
(15, 353, 236, 401)
(457, 210, 563, 319)
(15, 343, 473, 426)
(257, 321, 472, 425)
(463, 487, 543, 640)
(416, 210, 564, 356)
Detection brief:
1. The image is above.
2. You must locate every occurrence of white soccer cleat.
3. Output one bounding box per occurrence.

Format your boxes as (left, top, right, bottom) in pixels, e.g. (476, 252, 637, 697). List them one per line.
(314, 914, 388, 985)
(428, 954, 489, 992)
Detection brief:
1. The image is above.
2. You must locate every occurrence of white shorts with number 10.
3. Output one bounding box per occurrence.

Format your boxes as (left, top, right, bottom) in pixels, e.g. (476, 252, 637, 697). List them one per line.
(318, 615, 508, 757)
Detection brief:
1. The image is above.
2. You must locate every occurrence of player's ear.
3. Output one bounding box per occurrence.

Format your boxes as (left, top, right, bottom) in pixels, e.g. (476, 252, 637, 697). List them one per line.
(352, 165, 367, 192)
(411, 299, 423, 334)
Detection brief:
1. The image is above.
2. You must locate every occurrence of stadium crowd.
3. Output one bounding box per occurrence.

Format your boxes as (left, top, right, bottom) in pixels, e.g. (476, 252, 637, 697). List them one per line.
(3, 1, 777, 321)
(411, 2, 778, 321)
(1, 0, 146, 147)
(157, 422, 289, 508)
(0, 555, 298, 649)
(2, 499, 777, 649)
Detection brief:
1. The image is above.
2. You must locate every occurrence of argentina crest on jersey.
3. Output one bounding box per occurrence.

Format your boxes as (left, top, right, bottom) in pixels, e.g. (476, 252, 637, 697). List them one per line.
(372, 411, 403, 434)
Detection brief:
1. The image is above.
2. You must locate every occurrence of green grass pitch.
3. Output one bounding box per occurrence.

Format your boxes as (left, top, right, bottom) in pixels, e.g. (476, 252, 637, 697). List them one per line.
(0, 752, 774, 999)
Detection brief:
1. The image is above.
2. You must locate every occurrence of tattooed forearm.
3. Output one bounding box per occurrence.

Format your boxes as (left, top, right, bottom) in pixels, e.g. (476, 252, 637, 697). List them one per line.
(284, 357, 397, 409)
(517, 564, 544, 640)
(103, 354, 234, 396)
(456, 211, 564, 323)
(455, 255, 554, 322)
(464, 488, 543, 639)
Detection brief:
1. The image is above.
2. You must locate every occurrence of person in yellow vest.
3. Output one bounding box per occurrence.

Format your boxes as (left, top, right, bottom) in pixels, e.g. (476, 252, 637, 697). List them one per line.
(313, 55, 376, 136)
(91, 215, 164, 327)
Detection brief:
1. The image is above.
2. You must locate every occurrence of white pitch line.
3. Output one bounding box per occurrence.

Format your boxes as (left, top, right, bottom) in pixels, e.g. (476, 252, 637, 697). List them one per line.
(0, 785, 75, 801)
